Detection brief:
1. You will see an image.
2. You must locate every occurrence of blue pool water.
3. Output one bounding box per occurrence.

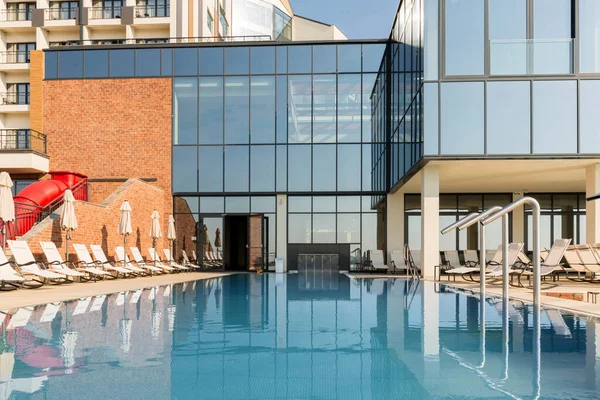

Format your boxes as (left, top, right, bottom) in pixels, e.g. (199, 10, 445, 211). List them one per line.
(0, 273, 599, 399)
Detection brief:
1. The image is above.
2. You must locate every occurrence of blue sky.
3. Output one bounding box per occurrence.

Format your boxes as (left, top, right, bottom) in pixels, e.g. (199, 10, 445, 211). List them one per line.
(291, 0, 399, 39)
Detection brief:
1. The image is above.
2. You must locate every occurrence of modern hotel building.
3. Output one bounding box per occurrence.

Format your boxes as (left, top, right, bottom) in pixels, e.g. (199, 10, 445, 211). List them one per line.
(3, 0, 600, 276)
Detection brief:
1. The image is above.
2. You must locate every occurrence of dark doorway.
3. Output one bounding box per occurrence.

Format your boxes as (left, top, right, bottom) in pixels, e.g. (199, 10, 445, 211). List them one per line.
(224, 215, 248, 271)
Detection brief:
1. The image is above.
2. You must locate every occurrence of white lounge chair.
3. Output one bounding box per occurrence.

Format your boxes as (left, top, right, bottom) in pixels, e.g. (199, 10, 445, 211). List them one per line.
(0, 247, 25, 290)
(7, 240, 65, 284)
(390, 250, 407, 274)
(90, 244, 146, 275)
(463, 250, 479, 267)
(443, 250, 462, 268)
(487, 243, 525, 278)
(40, 242, 97, 280)
(572, 244, 600, 281)
(546, 309, 572, 337)
(163, 249, 190, 270)
(119, 246, 164, 274)
(517, 239, 571, 287)
(143, 247, 177, 272)
(445, 245, 503, 280)
(369, 250, 387, 271)
(181, 250, 200, 269)
(73, 244, 133, 278)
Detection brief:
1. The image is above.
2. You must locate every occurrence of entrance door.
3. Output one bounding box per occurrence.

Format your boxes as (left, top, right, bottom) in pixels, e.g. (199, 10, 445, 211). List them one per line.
(247, 215, 266, 271)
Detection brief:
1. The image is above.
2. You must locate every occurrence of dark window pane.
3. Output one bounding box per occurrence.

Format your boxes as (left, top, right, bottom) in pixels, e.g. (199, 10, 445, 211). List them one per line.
(173, 147, 198, 192)
(338, 44, 361, 73)
(313, 75, 336, 143)
(199, 146, 223, 192)
(58, 51, 83, 78)
(288, 75, 311, 143)
(109, 50, 134, 77)
(288, 145, 311, 191)
(362, 44, 386, 72)
(251, 76, 275, 144)
(225, 47, 249, 75)
(225, 77, 249, 144)
(200, 47, 223, 75)
(288, 45, 312, 73)
(251, 46, 275, 74)
(276, 46, 287, 73)
(199, 77, 223, 145)
(85, 50, 108, 78)
(313, 145, 336, 191)
(338, 145, 361, 191)
(276, 145, 287, 191)
(276, 75, 287, 143)
(136, 49, 161, 77)
(250, 145, 275, 192)
(224, 146, 249, 192)
(162, 49, 172, 76)
(174, 78, 198, 145)
(174, 48, 198, 75)
(338, 74, 362, 143)
(45, 52, 57, 79)
(313, 45, 336, 73)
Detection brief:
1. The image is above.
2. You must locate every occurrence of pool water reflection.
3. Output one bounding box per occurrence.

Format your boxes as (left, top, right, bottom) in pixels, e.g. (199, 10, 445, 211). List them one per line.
(0, 274, 599, 399)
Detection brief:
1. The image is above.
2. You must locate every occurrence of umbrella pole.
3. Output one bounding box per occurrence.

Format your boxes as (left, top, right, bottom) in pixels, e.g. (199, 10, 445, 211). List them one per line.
(65, 231, 69, 263)
(1, 222, 5, 250)
(123, 234, 127, 269)
(153, 237, 157, 267)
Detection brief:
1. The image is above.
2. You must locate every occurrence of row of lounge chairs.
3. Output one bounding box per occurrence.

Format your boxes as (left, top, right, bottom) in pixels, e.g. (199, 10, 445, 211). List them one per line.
(0, 240, 202, 290)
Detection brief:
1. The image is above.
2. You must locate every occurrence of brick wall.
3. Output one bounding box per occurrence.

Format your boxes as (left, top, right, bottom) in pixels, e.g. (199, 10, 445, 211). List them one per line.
(173, 196, 198, 262)
(43, 78, 173, 225)
(23, 179, 168, 264)
(29, 50, 44, 132)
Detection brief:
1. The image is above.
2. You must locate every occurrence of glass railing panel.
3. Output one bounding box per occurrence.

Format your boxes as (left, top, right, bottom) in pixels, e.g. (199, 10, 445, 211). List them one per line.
(489, 39, 573, 76)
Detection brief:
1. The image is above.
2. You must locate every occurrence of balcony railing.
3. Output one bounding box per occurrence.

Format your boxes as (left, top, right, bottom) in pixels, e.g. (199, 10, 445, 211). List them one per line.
(135, 4, 169, 18)
(89, 6, 121, 19)
(489, 38, 574, 75)
(45, 7, 77, 20)
(0, 9, 34, 22)
(48, 35, 272, 47)
(1, 92, 30, 105)
(0, 51, 30, 64)
(0, 129, 47, 154)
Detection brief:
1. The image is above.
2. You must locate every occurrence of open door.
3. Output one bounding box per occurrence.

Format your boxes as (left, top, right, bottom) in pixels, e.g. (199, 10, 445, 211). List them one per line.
(247, 214, 266, 271)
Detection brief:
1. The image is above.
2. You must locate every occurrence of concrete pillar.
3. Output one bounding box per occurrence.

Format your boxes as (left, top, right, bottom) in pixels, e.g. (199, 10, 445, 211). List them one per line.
(422, 280, 440, 374)
(421, 165, 439, 279)
(276, 194, 287, 271)
(386, 191, 404, 269)
(586, 165, 600, 245)
(512, 192, 525, 245)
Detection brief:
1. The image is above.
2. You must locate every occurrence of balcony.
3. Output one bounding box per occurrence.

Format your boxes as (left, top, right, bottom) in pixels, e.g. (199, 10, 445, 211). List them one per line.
(135, 5, 169, 18)
(45, 7, 77, 20)
(0, 129, 49, 174)
(0, 51, 30, 72)
(0, 92, 30, 113)
(89, 6, 121, 19)
(489, 39, 574, 76)
(0, 9, 34, 30)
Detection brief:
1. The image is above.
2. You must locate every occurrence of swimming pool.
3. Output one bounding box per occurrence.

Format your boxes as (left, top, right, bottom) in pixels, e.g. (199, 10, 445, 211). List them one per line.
(0, 273, 598, 399)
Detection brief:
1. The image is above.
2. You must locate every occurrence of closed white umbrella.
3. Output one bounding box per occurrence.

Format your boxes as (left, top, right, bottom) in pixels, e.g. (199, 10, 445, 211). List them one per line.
(118, 200, 132, 268)
(0, 171, 15, 249)
(61, 189, 77, 262)
(150, 210, 162, 267)
(167, 214, 176, 264)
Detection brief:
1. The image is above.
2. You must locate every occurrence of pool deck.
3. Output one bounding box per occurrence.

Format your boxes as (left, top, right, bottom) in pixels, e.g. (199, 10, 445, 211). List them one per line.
(352, 272, 600, 318)
(0, 271, 231, 311)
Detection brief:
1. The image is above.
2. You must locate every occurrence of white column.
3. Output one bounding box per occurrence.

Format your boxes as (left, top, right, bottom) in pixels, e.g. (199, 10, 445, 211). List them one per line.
(586, 164, 600, 244)
(125, 25, 135, 41)
(276, 274, 287, 349)
(276, 194, 287, 271)
(386, 191, 404, 270)
(36, 28, 49, 50)
(512, 192, 525, 244)
(421, 165, 439, 279)
(422, 280, 440, 384)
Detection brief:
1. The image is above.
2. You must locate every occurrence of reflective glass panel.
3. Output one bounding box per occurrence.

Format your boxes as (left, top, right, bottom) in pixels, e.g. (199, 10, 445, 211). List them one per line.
(533, 0, 572, 74)
(224, 146, 249, 192)
(361, 213, 378, 251)
(313, 214, 336, 243)
(200, 47, 223, 75)
(337, 74, 362, 143)
(199, 146, 223, 192)
(532, 81, 577, 154)
(226, 197, 250, 213)
(423, 83, 438, 155)
(276, 76, 287, 143)
(175, 196, 199, 213)
(313, 75, 336, 143)
(251, 197, 276, 213)
(174, 48, 198, 76)
(109, 50, 134, 77)
(288, 75, 312, 143)
(225, 77, 250, 144)
(580, 0, 600, 73)
(276, 145, 287, 191)
(59, 51, 83, 78)
(362, 44, 386, 72)
(225, 47, 249, 75)
(486, 81, 530, 155)
(288, 145, 311, 191)
(338, 145, 361, 191)
(313, 196, 336, 212)
(85, 50, 108, 78)
(135, 49, 161, 77)
(200, 197, 224, 213)
(289, 196, 311, 212)
(362, 74, 376, 142)
(45, 52, 57, 79)
(250, 145, 275, 192)
(161, 49, 172, 76)
(251, 46, 275, 74)
(444, 0, 484, 76)
(440, 82, 484, 154)
(489, 0, 527, 75)
(276, 46, 287, 73)
(199, 77, 223, 145)
(313, 145, 336, 191)
(362, 144, 372, 191)
(288, 45, 312, 73)
(424, 0, 439, 80)
(251, 76, 275, 144)
(173, 78, 198, 145)
(173, 147, 197, 192)
(289, 214, 311, 243)
(338, 196, 361, 212)
(338, 44, 361, 73)
(313, 45, 336, 73)
(580, 80, 600, 153)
